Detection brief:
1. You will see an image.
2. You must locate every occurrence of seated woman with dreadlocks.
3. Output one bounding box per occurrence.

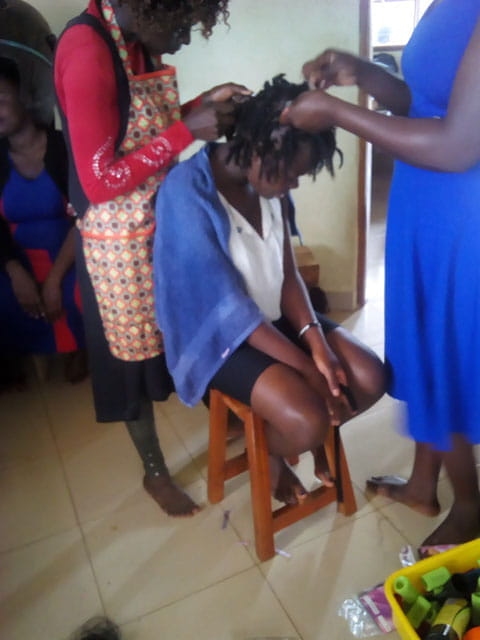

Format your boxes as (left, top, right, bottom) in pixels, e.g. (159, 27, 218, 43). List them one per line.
(154, 76, 386, 503)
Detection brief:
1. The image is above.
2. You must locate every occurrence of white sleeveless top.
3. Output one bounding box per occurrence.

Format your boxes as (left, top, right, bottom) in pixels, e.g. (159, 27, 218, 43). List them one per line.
(217, 192, 284, 322)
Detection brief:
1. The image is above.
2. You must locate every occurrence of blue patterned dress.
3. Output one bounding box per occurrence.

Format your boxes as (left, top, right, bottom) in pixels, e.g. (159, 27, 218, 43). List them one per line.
(385, 0, 480, 450)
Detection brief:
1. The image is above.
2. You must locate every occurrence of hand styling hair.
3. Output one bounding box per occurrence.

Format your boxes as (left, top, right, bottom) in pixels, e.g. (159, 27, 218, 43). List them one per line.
(227, 74, 342, 181)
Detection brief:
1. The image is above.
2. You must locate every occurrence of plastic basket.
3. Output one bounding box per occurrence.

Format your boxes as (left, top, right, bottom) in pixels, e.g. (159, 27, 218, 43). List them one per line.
(384, 539, 480, 640)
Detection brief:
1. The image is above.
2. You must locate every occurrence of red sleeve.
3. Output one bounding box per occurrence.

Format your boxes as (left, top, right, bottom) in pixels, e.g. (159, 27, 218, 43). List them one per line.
(54, 25, 194, 204)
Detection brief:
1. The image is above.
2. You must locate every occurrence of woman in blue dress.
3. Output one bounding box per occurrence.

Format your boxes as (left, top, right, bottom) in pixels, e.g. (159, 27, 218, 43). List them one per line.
(281, 0, 480, 545)
(0, 56, 86, 386)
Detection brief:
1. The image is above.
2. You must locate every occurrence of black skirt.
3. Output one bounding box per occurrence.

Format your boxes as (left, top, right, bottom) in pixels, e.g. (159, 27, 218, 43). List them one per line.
(75, 230, 174, 422)
(207, 313, 339, 406)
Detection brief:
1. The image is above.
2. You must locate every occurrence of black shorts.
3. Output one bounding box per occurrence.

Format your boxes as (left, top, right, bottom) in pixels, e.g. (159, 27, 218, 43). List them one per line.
(207, 313, 338, 405)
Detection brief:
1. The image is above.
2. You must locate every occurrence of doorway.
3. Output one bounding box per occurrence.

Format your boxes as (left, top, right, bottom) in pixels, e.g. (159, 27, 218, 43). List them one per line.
(357, 0, 434, 305)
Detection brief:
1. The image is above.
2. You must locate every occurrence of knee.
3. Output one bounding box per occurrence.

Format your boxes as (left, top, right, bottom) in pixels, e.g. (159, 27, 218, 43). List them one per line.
(351, 355, 386, 412)
(279, 404, 329, 454)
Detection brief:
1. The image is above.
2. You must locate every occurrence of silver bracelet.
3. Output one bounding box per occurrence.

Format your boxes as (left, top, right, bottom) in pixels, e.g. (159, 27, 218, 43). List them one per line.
(297, 320, 321, 340)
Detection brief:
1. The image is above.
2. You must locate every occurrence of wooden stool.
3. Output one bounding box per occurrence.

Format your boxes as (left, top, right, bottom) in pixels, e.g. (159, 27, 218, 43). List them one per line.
(207, 389, 357, 561)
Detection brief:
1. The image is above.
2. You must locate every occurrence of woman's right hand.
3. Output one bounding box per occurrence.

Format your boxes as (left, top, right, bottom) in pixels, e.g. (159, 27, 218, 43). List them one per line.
(184, 82, 251, 141)
(303, 49, 363, 90)
(6, 260, 44, 318)
(183, 101, 235, 141)
(301, 364, 353, 426)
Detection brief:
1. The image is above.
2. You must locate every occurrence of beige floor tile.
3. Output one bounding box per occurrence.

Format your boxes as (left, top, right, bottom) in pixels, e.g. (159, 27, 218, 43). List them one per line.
(0, 528, 102, 640)
(217, 455, 374, 562)
(341, 396, 413, 490)
(0, 384, 57, 469)
(258, 512, 405, 640)
(61, 412, 201, 524)
(82, 494, 254, 624)
(337, 302, 385, 349)
(378, 475, 454, 548)
(0, 455, 77, 552)
(121, 566, 300, 640)
(40, 375, 113, 453)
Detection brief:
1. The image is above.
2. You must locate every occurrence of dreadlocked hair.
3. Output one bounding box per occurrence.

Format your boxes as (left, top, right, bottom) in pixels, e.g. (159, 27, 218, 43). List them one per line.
(227, 74, 342, 182)
(116, 0, 229, 38)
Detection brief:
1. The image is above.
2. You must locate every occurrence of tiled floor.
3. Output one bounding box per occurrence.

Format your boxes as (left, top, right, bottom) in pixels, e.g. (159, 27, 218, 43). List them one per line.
(1, 159, 451, 640)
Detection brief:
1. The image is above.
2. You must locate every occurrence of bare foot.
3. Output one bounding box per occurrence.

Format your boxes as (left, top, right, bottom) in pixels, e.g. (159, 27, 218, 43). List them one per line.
(422, 502, 480, 546)
(366, 475, 440, 517)
(269, 456, 308, 505)
(143, 474, 201, 517)
(312, 446, 335, 487)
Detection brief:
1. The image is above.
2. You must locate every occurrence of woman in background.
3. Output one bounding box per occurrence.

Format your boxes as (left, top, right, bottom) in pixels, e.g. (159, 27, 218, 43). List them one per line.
(0, 56, 86, 388)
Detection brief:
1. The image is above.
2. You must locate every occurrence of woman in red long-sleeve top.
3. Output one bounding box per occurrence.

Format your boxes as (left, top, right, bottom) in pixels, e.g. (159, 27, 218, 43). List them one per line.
(54, 0, 250, 516)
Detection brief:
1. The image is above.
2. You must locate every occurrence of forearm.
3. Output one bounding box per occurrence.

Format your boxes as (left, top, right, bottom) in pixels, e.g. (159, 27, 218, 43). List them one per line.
(5, 258, 27, 280)
(281, 269, 317, 334)
(47, 226, 75, 283)
(247, 322, 312, 374)
(75, 122, 194, 204)
(327, 94, 480, 172)
(281, 271, 333, 362)
(356, 58, 411, 115)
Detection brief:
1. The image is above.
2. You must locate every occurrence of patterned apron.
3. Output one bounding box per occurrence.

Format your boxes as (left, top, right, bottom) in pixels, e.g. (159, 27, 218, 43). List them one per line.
(79, 0, 181, 361)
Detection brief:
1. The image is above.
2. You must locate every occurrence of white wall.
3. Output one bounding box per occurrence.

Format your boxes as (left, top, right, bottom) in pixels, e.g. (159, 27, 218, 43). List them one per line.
(30, 0, 362, 309)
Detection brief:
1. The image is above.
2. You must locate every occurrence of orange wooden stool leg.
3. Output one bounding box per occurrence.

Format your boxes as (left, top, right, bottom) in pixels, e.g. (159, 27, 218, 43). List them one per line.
(335, 431, 357, 515)
(208, 389, 229, 503)
(244, 410, 276, 562)
(324, 425, 357, 516)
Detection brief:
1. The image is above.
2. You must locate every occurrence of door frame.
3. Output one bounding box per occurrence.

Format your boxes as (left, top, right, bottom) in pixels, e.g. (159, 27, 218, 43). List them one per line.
(357, 0, 372, 307)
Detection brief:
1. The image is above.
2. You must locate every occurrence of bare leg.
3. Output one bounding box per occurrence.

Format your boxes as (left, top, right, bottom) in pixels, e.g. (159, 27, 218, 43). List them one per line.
(322, 328, 443, 517)
(312, 447, 334, 487)
(422, 434, 480, 545)
(310, 327, 386, 488)
(269, 455, 308, 504)
(366, 441, 441, 516)
(250, 363, 330, 503)
(126, 398, 200, 517)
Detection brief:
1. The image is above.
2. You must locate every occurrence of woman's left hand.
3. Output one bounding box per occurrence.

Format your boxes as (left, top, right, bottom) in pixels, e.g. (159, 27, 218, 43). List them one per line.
(280, 90, 335, 132)
(41, 275, 63, 322)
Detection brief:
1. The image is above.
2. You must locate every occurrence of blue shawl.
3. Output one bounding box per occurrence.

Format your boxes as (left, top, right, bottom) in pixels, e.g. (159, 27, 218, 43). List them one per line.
(153, 143, 264, 407)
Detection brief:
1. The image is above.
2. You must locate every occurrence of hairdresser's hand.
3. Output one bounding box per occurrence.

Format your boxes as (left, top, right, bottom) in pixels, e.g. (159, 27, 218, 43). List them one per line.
(184, 100, 239, 140)
(7, 260, 44, 318)
(41, 273, 63, 322)
(280, 89, 335, 132)
(202, 82, 252, 104)
(303, 49, 362, 90)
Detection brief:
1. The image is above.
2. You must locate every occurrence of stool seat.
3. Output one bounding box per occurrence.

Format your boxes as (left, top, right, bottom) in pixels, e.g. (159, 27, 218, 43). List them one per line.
(207, 389, 357, 561)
